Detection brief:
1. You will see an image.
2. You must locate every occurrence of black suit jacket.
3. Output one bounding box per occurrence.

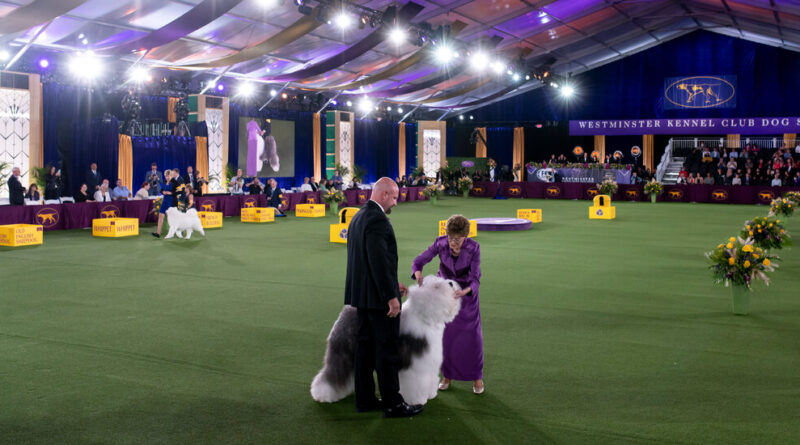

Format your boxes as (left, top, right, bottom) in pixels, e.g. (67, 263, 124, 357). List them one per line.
(86, 170, 102, 191)
(344, 200, 400, 310)
(267, 187, 282, 208)
(183, 174, 196, 191)
(8, 175, 25, 205)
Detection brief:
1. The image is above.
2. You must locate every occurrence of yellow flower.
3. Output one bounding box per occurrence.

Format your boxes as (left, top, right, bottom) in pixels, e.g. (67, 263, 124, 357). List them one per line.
(777, 220, 781, 223)
(754, 254, 759, 259)
(769, 223, 773, 228)
(746, 225, 751, 230)
(744, 261, 751, 268)
(726, 243, 733, 249)
(780, 229, 785, 233)
(729, 237, 736, 243)
(764, 259, 771, 267)
(717, 244, 724, 249)
(728, 257, 735, 265)
(742, 245, 753, 252)
(757, 224, 762, 228)
(749, 231, 754, 236)
(758, 229, 762, 233)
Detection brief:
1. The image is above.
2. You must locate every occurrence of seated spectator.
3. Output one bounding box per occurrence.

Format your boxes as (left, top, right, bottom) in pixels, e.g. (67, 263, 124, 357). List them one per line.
(704, 173, 715, 185)
(711, 147, 720, 159)
(771, 173, 783, 187)
(25, 184, 41, 202)
(729, 148, 739, 159)
(94, 180, 112, 202)
(266, 178, 286, 216)
(630, 172, 640, 184)
(676, 174, 687, 184)
(726, 159, 737, 171)
(134, 182, 150, 199)
(74, 183, 93, 203)
(246, 177, 264, 194)
(701, 147, 712, 163)
(795, 144, 800, 156)
(298, 177, 314, 192)
(348, 179, 360, 190)
(229, 168, 245, 194)
(793, 171, 800, 186)
(744, 173, 753, 186)
(112, 179, 132, 200)
(731, 173, 742, 186)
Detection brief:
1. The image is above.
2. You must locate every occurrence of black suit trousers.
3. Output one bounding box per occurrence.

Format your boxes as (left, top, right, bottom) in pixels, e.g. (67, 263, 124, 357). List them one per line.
(355, 308, 403, 409)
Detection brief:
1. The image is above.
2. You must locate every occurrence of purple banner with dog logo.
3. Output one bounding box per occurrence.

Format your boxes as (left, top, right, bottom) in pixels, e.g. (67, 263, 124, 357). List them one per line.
(569, 117, 800, 136)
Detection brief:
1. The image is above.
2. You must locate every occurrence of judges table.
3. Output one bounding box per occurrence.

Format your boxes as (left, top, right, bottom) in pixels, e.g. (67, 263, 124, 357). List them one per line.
(0, 187, 428, 232)
(469, 181, 800, 204)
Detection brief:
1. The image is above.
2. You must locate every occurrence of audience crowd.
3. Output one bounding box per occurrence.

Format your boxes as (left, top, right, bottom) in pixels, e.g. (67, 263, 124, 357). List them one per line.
(678, 143, 800, 186)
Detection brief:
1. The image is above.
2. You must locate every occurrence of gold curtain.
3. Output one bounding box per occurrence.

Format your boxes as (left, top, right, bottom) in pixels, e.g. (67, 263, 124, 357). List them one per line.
(643, 134, 654, 170)
(399, 122, 406, 178)
(195, 136, 209, 195)
(784, 133, 796, 149)
(594, 135, 605, 160)
(512, 127, 524, 181)
(726, 134, 741, 150)
(476, 127, 487, 158)
(118, 134, 133, 190)
(167, 97, 179, 123)
(313, 113, 321, 181)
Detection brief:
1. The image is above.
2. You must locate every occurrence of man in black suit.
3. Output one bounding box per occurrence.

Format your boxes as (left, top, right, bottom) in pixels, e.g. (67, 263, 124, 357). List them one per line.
(265, 178, 285, 216)
(183, 166, 197, 192)
(344, 177, 421, 418)
(7, 167, 25, 205)
(85, 162, 102, 192)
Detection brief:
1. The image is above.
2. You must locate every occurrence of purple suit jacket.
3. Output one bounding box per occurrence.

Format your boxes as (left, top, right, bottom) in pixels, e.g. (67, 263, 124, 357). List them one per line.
(412, 236, 481, 293)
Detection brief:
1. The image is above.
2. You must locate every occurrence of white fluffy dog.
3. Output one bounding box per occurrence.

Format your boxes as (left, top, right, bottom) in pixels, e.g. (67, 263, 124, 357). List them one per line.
(165, 207, 205, 239)
(310, 276, 462, 406)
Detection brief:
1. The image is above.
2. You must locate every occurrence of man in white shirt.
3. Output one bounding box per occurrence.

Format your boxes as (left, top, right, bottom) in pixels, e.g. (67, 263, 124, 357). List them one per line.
(795, 144, 800, 155)
(770, 173, 783, 187)
(229, 168, 244, 194)
(94, 180, 112, 202)
(299, 177, 314, 192)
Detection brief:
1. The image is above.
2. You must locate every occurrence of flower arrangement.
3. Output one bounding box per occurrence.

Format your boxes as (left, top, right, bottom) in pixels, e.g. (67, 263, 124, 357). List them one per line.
(487, 158, 497, 168)
(596, 179, 618, 196)
(150, 197, 162, 214)
(706, 237, 777, 288)
(741, 216, 790, 249)
(643, 180, 663, 196)
(456, 177, 473, 193)
(322, 189, 346, 204)
(525, 162, 631, 170)
(784, 191, 800, 206)
(423, 184, 444, 198)
(769, 197, 794, 217)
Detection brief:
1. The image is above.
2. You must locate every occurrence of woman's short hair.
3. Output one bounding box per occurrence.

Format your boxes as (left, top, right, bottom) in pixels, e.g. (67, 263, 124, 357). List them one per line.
(142, 182, 149, 188)
(446, 214, 470, 237)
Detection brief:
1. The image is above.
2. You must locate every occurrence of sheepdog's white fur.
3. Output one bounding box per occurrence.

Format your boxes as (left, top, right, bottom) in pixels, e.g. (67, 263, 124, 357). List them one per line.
(310, 275, 461, 406)
(165, 207, 205, 239)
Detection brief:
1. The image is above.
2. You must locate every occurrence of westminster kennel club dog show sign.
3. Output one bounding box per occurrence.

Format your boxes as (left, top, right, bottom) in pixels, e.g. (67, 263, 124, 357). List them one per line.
(569, 117, 800, 136)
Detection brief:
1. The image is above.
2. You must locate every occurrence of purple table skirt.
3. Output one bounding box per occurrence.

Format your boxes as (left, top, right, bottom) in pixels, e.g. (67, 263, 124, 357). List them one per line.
(470, 181, 800, 205)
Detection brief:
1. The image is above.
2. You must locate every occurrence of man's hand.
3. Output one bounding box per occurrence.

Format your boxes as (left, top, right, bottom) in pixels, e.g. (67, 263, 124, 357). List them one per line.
(387, 298, 401, 318)
(398, 282, 408, 297)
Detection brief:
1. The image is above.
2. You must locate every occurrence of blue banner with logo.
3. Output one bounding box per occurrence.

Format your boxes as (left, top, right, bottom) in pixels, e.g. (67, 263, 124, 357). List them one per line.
(663, 75, 737, 110)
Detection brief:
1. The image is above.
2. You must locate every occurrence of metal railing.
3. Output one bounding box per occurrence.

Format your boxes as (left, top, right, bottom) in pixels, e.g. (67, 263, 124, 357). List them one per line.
(671, 137, 800, 156)
(656, 139, 672, 182)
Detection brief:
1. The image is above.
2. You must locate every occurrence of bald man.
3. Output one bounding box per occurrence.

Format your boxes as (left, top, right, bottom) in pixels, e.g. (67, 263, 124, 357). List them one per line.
(344, 177, 421, 418)
(7, 167, 25, 205)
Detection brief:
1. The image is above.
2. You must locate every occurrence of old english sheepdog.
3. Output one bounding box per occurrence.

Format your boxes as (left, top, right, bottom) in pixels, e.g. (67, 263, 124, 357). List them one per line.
(310, 276, 462, 406)
(165, 207, 205, 239)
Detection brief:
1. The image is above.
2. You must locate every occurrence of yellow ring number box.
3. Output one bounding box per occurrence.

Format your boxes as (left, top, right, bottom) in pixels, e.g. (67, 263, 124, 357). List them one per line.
(438, 220, 477, 237)
(0, 224, 43, 246)
(241, 207, 275, 223)
(517, 209, 542, 223)
(296, 204, 326, 217)
(198, 211, 223, 228)
(92, 218, 139, 238)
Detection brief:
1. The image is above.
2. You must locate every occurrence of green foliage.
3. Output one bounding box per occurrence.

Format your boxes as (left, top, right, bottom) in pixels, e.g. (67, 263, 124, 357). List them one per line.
(31, 164, 51, 192)
(0, 161, 9, 190)
(706, 237, 778, 288)
(351, 164, 366, 182)
(334, 162, 349, 177)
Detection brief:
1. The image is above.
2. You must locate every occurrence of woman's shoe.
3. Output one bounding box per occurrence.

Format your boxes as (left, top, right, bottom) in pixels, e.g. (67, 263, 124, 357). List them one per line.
(473, 384, 484, 394)
(438, 380, 450, 391)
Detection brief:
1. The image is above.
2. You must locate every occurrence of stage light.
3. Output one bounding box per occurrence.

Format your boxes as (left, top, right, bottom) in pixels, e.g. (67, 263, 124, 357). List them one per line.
(469, 115, 474, 120)
(561, 85, 574, 98)
(358, 98, 373, 113)
(491, 61, 505, 74)
(331, 99, 338, 106)
(507, 69, 513, 75)
(386, 106, 392, 111)
(459, 115, 464, 120)
(333, 12, 352, 29)
(82, 38, 88, 45)
(238, 82, 256, 97)
(78, 33, 85, 39)
(216, 83, 225, 92)
(258, 0, 277, 6)
(0, 50, 9, 61)
(129, 67, 149, 83)
(525, 74, 530, 80)
(69, 52, 102, 79)
(469, 52, 489, 71)
(397, 107, 403, 113)
(513, 73, 520, 81)
(388, 27, 406, 45)
(435, 45, 454, 64)
(281, 92, 289, 100)
(270, 89, 277, 97)
(550, 81, 559, 89)
(38, 59, 50, 68)
(346, 100, 353, 107)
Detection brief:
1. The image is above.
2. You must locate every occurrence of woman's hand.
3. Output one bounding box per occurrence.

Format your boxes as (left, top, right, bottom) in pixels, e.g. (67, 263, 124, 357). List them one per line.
(454, 287, 471, 298)
(414, 270, 423, 285)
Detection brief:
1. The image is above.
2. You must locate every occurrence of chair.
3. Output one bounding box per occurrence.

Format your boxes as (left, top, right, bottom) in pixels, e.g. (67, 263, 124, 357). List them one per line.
(60, 197, 75, 203)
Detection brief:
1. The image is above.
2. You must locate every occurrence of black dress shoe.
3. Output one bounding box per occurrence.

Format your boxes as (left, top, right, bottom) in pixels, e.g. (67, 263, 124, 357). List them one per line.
(356, 399, 382, 413)
(151, 232, 160, 238)
(383, 402, 423, 418)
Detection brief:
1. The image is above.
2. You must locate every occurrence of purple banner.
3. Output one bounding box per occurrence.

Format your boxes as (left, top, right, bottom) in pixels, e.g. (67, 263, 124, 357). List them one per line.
(569, 117, 800, 136)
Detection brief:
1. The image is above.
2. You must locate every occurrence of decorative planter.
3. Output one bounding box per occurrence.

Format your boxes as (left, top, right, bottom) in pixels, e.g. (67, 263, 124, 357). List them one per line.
(463, 190, 469, 198)
(650, 194, 657, 204)
(330, 201, 338, 216)
(731, 285, 750, 315)
(431, 196, 437, 205)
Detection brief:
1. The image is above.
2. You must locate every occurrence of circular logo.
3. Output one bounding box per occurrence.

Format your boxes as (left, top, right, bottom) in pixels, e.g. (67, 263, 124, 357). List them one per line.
(339, 228, 348, 240)
(243, 197, 257, 208)
(631, 146, 642, 157)
(665, 76, 736, 109)
(535, 168, 554, 182)
(590, 151, 600, 160)
(546, 186, 561, 197)
(461, 160, 475, 168)
(667, 189, 684, 200)
(199, 200, 216, 212)
(711, 189, 729, 201)
(35, 207, 60, 228)
(758, 190, 775, 203)
(100, 205, 120, 218)
(573, 146, 584, 156)
(614, 150, 623, 160)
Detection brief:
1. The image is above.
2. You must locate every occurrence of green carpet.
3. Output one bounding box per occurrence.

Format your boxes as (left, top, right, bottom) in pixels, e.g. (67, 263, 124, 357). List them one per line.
(2, 198, 799, 444)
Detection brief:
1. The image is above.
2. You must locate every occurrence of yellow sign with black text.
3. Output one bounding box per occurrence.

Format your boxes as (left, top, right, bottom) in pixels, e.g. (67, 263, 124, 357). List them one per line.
(517, 209, 542, 223)
(296, 204, 326, 217)
(0, 224, 43, 247)
(92, 218, 140, 238)
(198, 211, 223, 228)
(241, 207, 275, 223)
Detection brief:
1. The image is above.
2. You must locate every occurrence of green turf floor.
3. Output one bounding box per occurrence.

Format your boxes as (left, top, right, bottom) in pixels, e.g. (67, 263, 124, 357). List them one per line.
(2, 198, 799, 444)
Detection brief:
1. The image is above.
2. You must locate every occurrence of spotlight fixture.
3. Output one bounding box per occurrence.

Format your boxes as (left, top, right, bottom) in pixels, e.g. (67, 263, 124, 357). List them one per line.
(386, 106, 392, 111)
(238, 82, 256, 97)
(458, 115, 464, 120)
(512, 73, 520, 81)
(490, 61, 505, 74)
(525, 74, 530, 80)
(129, 67, 150, 83)
(434, 45, 454, 64)
(270, 89, 277, 97)
(281, 92, 289, 100)
(38, 59, 50, 68)
(358, 97, 373, 113)
(217, 83, 225, 92)
(397, 107, 403, 113)
(0, 50, 10, 61)
(550, 81, 559, 89)
(333, 12, 352, 29)
(469, 52, 489, 71)
(346, 100, 353, 107)
(469, 115, 474, 120)
(297, 0, 313, 16)
(388, 27, 406, 45)
(561, 85, 575, 97)
(69, 52, 102, 79)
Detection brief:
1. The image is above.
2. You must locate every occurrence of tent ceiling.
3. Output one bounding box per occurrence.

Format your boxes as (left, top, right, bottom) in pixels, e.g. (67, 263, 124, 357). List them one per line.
(1, 0, 798, 110)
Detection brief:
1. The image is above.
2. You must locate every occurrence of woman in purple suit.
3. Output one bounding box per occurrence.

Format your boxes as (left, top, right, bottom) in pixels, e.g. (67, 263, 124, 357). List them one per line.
(411, 214, 484, 394)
